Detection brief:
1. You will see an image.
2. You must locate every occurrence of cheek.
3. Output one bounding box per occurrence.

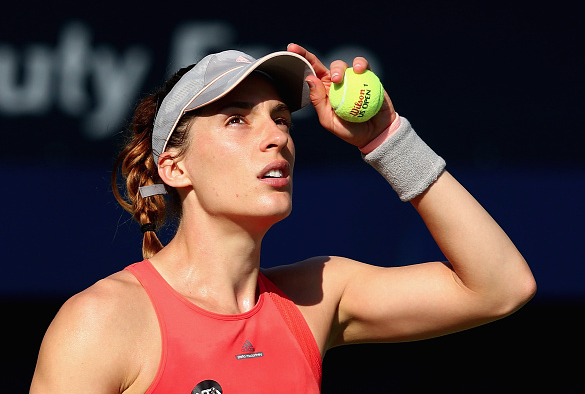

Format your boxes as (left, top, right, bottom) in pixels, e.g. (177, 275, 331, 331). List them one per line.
(190, 132, 242, 170)
(190, 140, 251, 194)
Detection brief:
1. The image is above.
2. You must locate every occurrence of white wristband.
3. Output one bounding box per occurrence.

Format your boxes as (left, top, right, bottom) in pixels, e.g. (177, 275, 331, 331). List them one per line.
(362, 117, 446, 201)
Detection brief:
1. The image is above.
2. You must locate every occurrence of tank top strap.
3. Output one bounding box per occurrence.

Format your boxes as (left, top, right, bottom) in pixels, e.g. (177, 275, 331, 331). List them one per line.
(125, 260, 178, 308)
(259, 272, 322, 387)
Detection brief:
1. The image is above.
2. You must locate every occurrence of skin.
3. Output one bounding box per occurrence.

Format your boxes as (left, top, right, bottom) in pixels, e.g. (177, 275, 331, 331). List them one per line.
(30, 43, 536, 394)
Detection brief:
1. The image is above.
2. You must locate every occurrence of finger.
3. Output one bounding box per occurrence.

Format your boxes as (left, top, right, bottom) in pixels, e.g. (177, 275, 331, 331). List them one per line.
(287, 43, 330, 79)
(330, 60, 349, 84)
(305, 75, 328, 111)
(352, 57, 370, 73)
(305, 75, 335, 127)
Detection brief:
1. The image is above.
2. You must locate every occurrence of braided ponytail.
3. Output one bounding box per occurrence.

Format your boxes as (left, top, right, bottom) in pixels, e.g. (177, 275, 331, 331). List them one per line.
(112, 65, 196, 259)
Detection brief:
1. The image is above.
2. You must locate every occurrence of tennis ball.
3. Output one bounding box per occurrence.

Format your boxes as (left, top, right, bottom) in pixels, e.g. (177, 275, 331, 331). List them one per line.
(329, 68, 384, 123)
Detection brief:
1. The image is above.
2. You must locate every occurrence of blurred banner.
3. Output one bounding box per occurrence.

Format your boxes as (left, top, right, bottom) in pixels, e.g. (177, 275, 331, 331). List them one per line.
(1, 2, 583, 301)
(1, 19, 388, 164)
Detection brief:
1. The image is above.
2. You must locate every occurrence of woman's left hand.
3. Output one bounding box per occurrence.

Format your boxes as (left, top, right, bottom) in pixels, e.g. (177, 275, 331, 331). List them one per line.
(287, 43, 397, 148)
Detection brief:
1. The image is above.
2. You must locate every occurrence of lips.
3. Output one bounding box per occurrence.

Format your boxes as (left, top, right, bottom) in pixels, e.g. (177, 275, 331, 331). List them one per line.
(258, 160, 291, 187)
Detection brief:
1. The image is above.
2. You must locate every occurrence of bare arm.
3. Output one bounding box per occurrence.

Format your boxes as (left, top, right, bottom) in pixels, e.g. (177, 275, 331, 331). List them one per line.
(330, 171, 535, 345)
(285, 43, 536, 347)
(30, 291, 124, 393)
(411, 171, 534, 306)
(30, 273, 154, 394)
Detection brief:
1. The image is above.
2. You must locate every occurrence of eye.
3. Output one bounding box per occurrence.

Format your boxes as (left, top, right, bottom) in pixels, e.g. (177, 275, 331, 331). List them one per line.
(274, 117, 293, 132)
(227, 115, 246, 125)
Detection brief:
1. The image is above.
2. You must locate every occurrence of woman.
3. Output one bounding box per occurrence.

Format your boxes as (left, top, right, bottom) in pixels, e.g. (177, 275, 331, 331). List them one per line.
(30, 43, 536, 393)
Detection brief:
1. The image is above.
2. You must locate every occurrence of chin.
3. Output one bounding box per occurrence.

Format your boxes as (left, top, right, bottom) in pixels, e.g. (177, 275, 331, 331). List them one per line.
(259, 194, 292, 213)
(235, 208, 291, 235)
(263, 204, 293, 221)
(255, 202, 293, 227)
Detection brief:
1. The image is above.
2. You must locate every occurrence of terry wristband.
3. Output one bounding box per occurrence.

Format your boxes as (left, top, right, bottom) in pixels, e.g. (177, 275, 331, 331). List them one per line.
(362, 116, 446, 201)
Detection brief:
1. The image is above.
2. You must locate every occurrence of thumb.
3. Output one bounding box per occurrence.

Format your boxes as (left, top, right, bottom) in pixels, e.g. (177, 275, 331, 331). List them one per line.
(305, 75, 333, 121)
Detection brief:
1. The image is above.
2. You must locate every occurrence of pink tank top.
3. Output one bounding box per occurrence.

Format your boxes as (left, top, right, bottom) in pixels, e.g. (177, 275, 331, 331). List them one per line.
(125, 260, 322, 393)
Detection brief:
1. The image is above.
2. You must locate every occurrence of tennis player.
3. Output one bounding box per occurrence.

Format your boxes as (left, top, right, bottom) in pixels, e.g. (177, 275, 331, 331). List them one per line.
(30, 43, 536, 394)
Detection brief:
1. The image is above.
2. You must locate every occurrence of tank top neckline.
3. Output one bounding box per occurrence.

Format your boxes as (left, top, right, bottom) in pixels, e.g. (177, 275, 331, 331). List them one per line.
(142, 259, 266, 321)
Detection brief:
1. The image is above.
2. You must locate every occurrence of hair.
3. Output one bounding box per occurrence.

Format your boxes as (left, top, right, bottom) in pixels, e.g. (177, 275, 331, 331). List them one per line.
(111, 64, 199, 259)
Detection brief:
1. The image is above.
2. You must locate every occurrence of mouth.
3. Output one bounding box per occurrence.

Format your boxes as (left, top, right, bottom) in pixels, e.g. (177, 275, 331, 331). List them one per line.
(258, 160, 291, 186)
(262, 169, 285, 179)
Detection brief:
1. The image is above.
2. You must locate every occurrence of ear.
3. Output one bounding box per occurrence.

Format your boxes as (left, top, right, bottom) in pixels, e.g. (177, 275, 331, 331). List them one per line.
(157, 152, 192, 189)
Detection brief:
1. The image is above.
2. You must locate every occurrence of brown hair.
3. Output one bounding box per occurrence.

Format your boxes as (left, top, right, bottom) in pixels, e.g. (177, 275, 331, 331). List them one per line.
(111, 65, 198, 259)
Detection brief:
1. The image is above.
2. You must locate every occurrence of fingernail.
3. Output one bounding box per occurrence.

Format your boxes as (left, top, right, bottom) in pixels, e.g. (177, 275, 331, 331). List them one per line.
(306, 79, 315, 89)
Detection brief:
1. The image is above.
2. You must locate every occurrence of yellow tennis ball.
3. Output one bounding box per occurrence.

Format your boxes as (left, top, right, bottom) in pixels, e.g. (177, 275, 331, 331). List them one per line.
(329, 68, 384, 123)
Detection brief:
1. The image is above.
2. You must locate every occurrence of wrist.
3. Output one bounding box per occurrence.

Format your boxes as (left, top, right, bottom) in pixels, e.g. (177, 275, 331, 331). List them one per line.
(362, 117, 446, 201)
(359, 114, 402, 154)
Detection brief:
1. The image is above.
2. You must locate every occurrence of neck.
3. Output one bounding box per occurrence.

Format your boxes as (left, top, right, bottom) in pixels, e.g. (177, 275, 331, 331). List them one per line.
(149, 212, 272, 314)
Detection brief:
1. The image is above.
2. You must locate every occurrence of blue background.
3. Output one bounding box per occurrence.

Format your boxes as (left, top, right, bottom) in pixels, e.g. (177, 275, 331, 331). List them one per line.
(2, 0, 583, 392)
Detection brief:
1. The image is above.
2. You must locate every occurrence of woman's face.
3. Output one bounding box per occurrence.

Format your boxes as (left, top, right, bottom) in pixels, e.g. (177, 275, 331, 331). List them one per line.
(176, 73, 297, 229)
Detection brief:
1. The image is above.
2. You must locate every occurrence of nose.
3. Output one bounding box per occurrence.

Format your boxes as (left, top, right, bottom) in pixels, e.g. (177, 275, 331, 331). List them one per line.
(259, 120, 291, 152)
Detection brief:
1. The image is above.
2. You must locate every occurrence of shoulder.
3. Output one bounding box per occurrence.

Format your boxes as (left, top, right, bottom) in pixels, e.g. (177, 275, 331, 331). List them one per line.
(58, 269, 146, 327)
(264, 255, 369, 296)
(51, 268, 155, 359)
(264, 255, 387, 312)
(31, 268, 155, 393)
(263, 256, 368, 351)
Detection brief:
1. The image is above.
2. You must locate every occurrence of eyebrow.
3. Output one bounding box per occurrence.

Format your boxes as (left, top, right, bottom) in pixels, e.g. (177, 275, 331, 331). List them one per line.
(217, 101, 291, 114)
(273, 103, 291, 114)
(222, 101, 254, 111)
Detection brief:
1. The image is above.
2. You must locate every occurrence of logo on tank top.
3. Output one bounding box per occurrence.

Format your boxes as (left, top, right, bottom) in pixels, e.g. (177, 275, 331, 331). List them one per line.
(235, 340, 264, 360)
(241, 340, 255, 352)
(192, 379, 222, 394)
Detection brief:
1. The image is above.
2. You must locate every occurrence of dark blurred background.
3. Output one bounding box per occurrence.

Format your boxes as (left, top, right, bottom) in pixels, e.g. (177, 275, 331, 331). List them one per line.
(2, 1, 583, 392)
